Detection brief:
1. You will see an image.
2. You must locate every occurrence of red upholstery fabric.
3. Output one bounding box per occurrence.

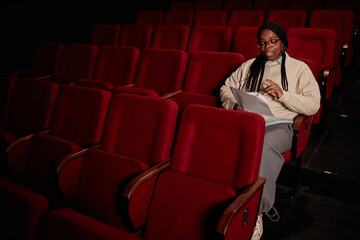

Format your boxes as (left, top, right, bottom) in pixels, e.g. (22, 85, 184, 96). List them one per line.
(267, 10, 307, 32)
(223, 0, 253, 11)
(75, 149, 149, 230)
(118, 24, 154, 51)
(92, 46, 140, 87)
(170, 1, 194, 11)
(227, 10, 265, 29)
(50, 85, 111, 146)
(187, 25, 233, 54)
(193, 10, 228, 26)
(0, 177, 49, 240)
(172, 105, 265, 189)
(7, 78, 59, 136)
(136, 11, 164, 27)
(288, 0, 323, 17)
(151, 24, 191, 51)
(253, 0, 287, 12)
(102, 93, 178, 165)
(195, 1, 222, 10)
(24, 133, 80, 205)
(164, 10, 194, 26)
(144, 171, 237, 240)
(31, 41, 64, 75)
(309, 10, 355, 85)
(38, 208, 140, 240)
(112, 86, 159, 97)
(58, 43, 99, 79)
(232, 26, 260, 60)
(184, 51, 245, 95)
(173, 92, 218, 115)
(91, 24, 121, 47)
(134, 49, 188, 95)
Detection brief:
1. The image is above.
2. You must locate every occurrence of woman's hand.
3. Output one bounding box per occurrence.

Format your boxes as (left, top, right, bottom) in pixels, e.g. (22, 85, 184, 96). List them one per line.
(263, 79, 283, 99)
(233, 103, 244, 111)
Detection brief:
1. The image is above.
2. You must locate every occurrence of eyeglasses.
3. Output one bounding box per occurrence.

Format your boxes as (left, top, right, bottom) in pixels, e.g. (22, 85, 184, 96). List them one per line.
(257, 39, 281, 49)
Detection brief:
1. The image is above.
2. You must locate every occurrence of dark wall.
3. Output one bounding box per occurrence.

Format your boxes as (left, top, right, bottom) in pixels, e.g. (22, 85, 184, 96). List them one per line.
(0, 0, 173, 73)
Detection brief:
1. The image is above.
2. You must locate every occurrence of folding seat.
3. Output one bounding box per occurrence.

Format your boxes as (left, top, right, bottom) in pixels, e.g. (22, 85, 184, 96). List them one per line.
(183, 51, 245, 96)
(227, 10, 265, 30)
(195, 0, 223, 10)
(267, 10, 307, 32)
(37, 93, 178, 239)
(223, 0, 253, 11)
(0, 79, 59, 178)
(287, 0, 323, 21)
(253, 0, 287, 13)
(46, 43, 99, 85)
(118, 24, 154, 51)
(231, 26, 260, 60)
(163, 10, 194, 26)
(150, 24, 191, 51)
(187, 25, 233, 54)
(5, 85, 111, 200)
(169, 1, 194, 10)
(309, 10, 355, 86)
(38, 103, 266, 240)
(113, 49, 188, 98)
(136, 11, 164, 27)
(193, 10, 228, 26)
(287, 28, 336, 126)
(0, 41, 63, 118)
(74, 46, 140, 90)
(90, 23, 121, 47)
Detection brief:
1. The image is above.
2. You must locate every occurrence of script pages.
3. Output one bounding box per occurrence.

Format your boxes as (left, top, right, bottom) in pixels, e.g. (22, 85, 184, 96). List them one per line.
(230, 87, 274, 116)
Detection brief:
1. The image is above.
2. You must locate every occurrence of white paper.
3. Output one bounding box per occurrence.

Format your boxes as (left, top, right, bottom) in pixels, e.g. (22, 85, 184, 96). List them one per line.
(230, 87, 274, 116)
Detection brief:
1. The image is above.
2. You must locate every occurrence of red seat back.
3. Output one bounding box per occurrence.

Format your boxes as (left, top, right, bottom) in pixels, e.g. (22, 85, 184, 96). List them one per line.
(267, 10, 307, 32)
(90, 24, 121, 47)
(164, 10, 194, 26)
(151, 24, 191, 51)
(118, 24, 154, 51)
(184, 51, 245, 95)
(193, 10, 228, 26)
(227, 10, 265, 29)
(232, 26, 260, 60)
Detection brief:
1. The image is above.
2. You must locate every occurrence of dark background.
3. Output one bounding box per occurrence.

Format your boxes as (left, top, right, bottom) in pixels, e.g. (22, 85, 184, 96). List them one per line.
(0, 0, 172, 73)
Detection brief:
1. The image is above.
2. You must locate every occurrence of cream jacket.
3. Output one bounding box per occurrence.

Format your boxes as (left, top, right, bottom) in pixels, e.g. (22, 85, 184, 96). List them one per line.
(220, 55, 321, 121)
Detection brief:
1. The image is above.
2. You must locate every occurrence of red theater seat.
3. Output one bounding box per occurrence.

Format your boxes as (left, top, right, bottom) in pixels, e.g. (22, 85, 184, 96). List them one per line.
(287, 28, 336, 127)
(150, 24, 191, 51)
(187, 25, 233, 54)
(183, 51, 245, 96)
(164, 10, 194, 26)
(37, 93, 178, 239)
(118, 24, 154, 51)
(267, 10, 307, 33)
(90, 24, 121, 47)
(136, 11, 164, 27)
(309, 10, 355, 86)
(232, 26, 260, 60)
(74, 46, 140, 90)
(114, 49, 188, 99)
(193, 10, 228, 26)
(227, 10, 265, 29)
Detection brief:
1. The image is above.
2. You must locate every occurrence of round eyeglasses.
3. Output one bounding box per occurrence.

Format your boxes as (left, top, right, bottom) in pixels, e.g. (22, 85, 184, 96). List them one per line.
(257, 39, 281, 49)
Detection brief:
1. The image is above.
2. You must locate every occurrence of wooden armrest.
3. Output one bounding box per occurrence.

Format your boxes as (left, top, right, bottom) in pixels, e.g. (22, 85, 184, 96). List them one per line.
(54, 143, 102, 173)
(122, 83, 135, 87)
(160, 89, 182, 99)
(323, 65, 337, 79)
(123, 157, 172, 199)
(216, 177, 266, 237)
(292, 114, 307, 131)
(5, 129, 50, 153)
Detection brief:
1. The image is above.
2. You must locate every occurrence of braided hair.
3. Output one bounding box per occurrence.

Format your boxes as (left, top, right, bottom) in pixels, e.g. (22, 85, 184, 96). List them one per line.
(246, 22, 289, 92)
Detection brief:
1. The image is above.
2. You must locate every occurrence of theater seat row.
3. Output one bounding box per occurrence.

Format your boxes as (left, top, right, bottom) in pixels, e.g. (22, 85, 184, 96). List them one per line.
(0, 84, 266, 240)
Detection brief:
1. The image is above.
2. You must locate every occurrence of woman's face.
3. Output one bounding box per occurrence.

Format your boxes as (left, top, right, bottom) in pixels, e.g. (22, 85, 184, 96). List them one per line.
(258, 29, 283, 61)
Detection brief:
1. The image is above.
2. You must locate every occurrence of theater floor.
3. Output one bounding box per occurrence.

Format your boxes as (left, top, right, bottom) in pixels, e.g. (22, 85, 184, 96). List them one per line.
(263, 66, 360, 239)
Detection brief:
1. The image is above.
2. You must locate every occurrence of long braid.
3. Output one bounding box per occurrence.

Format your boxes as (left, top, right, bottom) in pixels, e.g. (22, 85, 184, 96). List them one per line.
(246, 22, 289, 92)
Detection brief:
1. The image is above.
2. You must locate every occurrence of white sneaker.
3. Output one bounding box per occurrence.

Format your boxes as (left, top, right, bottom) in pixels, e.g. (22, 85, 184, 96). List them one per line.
(251, 213, 263, 240)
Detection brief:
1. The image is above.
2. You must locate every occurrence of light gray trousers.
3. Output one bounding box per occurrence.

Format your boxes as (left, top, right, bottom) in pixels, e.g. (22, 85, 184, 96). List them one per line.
(259, 123, 293, 213)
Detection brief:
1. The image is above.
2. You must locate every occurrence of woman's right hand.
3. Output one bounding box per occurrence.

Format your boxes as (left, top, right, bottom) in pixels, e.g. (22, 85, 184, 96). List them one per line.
(233, 103, 244, 111)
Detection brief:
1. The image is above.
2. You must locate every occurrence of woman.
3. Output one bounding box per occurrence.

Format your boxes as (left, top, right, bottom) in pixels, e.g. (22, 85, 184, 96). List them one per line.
(220, 22, 320, 239)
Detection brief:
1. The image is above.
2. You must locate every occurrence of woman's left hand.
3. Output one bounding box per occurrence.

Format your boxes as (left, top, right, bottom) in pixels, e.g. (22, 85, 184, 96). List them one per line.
(263, 79, 283, 99)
